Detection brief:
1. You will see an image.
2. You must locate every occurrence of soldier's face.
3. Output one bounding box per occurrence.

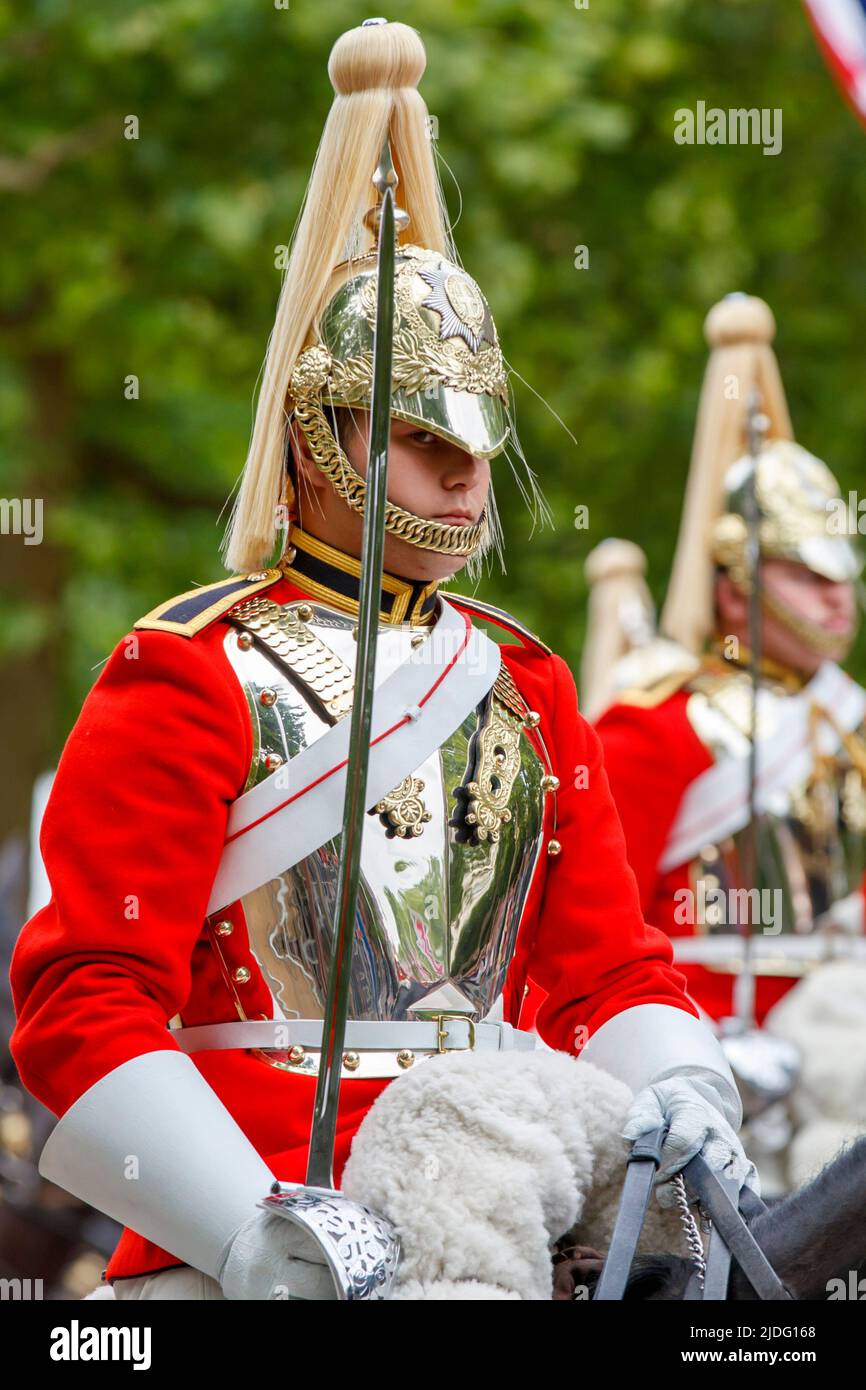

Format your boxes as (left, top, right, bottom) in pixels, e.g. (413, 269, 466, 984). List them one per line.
(293, 409, 491, 581)
(716, 559, 858, 674)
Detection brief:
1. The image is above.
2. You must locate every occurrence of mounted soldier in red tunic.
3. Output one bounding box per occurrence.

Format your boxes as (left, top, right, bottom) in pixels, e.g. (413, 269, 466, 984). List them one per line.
(10, 21, 752, 1300)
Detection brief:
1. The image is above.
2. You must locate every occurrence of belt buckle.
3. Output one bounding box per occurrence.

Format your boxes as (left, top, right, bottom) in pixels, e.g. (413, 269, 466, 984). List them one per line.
(430, 1011, 477, 1054)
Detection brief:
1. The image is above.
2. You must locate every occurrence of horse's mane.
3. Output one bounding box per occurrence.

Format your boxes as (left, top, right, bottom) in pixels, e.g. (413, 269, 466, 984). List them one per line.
(730, 1134, 866, 1301)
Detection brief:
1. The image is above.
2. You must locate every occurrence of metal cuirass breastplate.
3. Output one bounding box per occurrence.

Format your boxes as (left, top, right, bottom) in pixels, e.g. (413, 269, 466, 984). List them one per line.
(687, 672, 866, 939)
(220, 596, 546, 1024)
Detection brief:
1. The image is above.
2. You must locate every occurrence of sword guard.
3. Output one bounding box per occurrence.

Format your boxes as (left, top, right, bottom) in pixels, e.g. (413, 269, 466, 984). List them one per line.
(260, 1184, 401, 1301)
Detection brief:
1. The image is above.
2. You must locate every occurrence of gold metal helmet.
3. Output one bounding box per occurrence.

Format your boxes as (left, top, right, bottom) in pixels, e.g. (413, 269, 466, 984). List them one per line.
(287, 243, 511, 558)
(712, 439, 863, 588)
(661, 293, 862, 655)
(223, 20, 535, 575)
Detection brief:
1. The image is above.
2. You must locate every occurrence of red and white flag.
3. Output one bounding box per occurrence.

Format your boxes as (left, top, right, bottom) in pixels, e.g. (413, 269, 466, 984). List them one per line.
(804, 0, 866, 126)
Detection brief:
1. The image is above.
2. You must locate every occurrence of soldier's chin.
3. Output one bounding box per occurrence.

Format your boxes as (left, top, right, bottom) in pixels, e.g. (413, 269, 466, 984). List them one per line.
(763, 592, 857, 665)
(826, 629, 856, 663)
(380, 531, 471, 583)
(390, 511, 484, 574)
(806, 614, 857, 660)
(410, 545, 472, 582)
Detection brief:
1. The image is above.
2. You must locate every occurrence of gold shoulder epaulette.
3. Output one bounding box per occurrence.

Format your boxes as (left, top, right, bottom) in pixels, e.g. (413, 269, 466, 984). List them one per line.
(446, 593, 551, 655)
(605, 638, 700, 709)
(134, 568, 283, 638)
(614, 668, 697, 709)
(686, 665, 741, 701)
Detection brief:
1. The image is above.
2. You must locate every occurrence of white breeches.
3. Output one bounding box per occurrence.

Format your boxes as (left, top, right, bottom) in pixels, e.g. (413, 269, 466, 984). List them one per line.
(113, 1269, 226, 1300)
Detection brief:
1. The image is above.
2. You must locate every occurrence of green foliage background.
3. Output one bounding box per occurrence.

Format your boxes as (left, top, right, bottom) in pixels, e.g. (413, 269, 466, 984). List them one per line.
(3, 0, 866, 834)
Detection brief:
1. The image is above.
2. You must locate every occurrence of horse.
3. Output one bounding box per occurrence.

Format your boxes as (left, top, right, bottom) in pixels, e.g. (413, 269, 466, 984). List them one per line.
(553, 1134, 866, 1300)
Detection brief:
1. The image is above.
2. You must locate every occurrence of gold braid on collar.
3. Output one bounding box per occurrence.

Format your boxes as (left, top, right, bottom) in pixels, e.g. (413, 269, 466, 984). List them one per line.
(279, 525, 440, 626)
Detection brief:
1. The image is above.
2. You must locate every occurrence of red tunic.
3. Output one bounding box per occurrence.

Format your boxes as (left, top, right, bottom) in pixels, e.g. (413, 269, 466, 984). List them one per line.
(10, 575, 696, 1282)
(593, 690, 799, 1024)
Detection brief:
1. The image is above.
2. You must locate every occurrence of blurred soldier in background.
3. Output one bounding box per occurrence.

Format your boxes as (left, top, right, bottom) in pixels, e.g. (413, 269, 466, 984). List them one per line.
(578, 294, 866, 1191)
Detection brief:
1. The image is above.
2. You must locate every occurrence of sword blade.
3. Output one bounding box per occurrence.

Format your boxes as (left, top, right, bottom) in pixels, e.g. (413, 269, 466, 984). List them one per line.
(305, 150, 396, 1189)
(734, 388, 767, 1029)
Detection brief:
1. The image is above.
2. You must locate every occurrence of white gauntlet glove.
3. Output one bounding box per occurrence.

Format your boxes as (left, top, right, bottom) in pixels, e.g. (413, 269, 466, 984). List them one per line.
(579, 1004, 758, 1209)
(38, 1050, 340, 1300)
(623, 1071, 759, 1208)
(218, 1211, 337, 1301)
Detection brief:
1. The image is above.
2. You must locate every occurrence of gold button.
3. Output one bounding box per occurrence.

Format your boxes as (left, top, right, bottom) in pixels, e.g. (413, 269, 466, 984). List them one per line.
(260, 688, 278, 707)
(288, 1044, 305, 1064)
(547, 838, 562, 857)
(233, 967, 251, 985)
(214, 919, 234, 937)
(701, 844, 720, 863)
(703, 874, 721, 890)
(396, 1049, 415, 1069)
(342, 1051, 361, 1072)
(524, 710, 541, 729)
(237, 632, 253, 651)
(262, 752, 284, 771)
(541, 774, 560, 792)
(296, 603, 313, 621)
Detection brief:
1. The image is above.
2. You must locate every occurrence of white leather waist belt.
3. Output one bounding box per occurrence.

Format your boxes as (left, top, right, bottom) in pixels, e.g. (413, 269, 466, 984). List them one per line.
(673, 932, 866, 972)
(170, 1017, 539, 1080)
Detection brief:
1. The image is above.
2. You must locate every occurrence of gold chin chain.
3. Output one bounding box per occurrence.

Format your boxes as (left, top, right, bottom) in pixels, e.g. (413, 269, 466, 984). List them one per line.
(760, 587, 854, 658)
(293, 396, 489, 558)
